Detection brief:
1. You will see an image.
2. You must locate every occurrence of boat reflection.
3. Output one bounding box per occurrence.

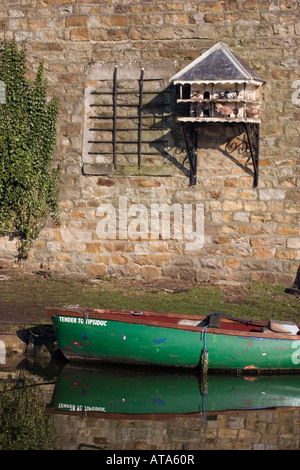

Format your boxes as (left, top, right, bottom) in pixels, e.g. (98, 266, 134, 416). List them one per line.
(49, 364, 300, 419)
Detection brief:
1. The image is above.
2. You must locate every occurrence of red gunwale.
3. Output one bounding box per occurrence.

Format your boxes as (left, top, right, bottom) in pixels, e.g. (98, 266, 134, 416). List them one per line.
(46, 306, 300, 340)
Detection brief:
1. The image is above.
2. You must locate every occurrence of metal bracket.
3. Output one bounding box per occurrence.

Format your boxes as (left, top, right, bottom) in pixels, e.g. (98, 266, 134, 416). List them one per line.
(243, 122, 259, 188)
(181, 122, 198, 186)
(181, 121, 260, 187)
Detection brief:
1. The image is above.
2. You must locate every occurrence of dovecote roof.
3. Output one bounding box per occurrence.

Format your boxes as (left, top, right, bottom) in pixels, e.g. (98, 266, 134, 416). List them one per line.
(170, 42, 265, 85)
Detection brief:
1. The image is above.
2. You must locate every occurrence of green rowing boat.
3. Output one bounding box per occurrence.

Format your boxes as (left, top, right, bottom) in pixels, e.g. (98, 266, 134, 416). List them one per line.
(50, 364, 300, 418)
(46, 306, 300, 373)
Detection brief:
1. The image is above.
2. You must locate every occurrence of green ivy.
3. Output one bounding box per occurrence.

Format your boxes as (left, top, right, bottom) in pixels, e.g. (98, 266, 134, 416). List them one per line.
(0, 372, 56, 450)
(0, 40, 61, 259)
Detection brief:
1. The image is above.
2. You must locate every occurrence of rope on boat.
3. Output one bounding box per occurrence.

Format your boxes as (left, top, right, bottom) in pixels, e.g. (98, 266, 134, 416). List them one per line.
(83, 311, 89, 321)
(200, 326, 208, 371)
(199, 326, 208, 418)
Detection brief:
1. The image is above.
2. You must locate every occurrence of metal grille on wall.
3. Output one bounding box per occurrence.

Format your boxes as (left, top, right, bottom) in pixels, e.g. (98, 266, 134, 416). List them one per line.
(83, 66, 173, 173)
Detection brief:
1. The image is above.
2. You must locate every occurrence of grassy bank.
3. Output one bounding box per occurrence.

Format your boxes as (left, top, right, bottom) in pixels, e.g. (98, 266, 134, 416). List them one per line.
(0, 272, 299, 324)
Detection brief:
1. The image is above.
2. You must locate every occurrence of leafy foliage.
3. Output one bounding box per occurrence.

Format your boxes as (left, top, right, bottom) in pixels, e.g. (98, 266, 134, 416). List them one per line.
(0, 372, 56, 450)
(0, 40, 61, 258)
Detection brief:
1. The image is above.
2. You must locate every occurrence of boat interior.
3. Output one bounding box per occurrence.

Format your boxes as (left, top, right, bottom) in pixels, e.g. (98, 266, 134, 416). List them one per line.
(48, 307, 300, 337)
(179, 313, 300, 336)
(85, 308, 300, 337)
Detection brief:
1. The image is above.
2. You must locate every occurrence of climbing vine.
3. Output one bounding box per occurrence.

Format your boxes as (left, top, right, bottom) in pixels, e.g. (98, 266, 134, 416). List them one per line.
(0, 39, 61, 259)
(0, 372, 56, 450)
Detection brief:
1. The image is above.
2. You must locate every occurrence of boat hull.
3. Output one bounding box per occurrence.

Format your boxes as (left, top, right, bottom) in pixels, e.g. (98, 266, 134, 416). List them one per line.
(49, 308, 300, 372)
(52, 314, 203, 368)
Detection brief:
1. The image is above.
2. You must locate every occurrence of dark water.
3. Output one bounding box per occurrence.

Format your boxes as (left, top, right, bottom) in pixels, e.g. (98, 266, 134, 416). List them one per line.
(1, 352, 300, 452)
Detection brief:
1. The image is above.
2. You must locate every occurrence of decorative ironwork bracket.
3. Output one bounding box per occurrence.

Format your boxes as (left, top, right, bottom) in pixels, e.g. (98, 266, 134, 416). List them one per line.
(181, 122, 198, 186)
(181, 121, 260, 187)
(242, 122, 259, 188)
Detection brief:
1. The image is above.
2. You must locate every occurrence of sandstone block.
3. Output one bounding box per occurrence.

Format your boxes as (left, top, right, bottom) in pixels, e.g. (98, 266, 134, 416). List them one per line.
(244, 201, 267, 211)
(89, 15, 111, 28)
(56, 229, 74, 242)
(134, 255, 153, 266)
(224, 258, 240, 269)
(56, 254, 73, 262)
(251, 272, 277, 284)
(62, 242, 86, 253)
(9, 18, 27, 29)
(250, 237, 270, 247)
(254, 248, 275, 258)
(287, 237, 300, 249)
(56, 0, 75, 4)
(86, 265, 107, 277)
(139, 179, 161, 187)
(125, 265, 141, 276)
(70, 210, 86, 218)
(240, 224, 262, 235)
(28, 18, 45, 29)
(222, 200, 244, 211)
(70, 27, 89, 41)
(259, 189, 285, 200)
(154, 253, 171, 266)
(221, 224, 239, 234)
(276, 249, 300, 260)
(97, 177, 115, 187)
(65, 15, 88, 27)
(278, 226, 299, 235)
(150, 241, 169, 252)
(8, 9, 25, 17)
(112, 253, 129, 265)
(85, 243, 105, 253)
(59, 73, 77, 84)
(114, 243, 133, 253)
(111, 15, 128, 27)
(236, 247, 252, 258)
(214, 236, 230, 244)
(224, 178, 238, 187)
(140, 266, 160, 279)
(240, 190, 257, 200)
(233, 212, 250, 222)
(222, 188, 239, 199)
(107, 28, 128, 40)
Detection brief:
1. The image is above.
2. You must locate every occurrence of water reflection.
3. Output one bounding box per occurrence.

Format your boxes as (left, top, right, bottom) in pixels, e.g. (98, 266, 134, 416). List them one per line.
(1, 355, 300, 450)
(51, 364, 300, 419)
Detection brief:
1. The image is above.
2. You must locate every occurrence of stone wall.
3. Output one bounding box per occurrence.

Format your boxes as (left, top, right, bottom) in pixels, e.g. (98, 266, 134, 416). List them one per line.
(0, 0, 299, 285)
(51, 408, 300, 450)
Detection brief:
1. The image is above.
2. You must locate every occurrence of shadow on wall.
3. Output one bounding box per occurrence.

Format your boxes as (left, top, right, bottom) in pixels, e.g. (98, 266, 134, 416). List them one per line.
(285, 266, 300, 296)
(148, 93, 258, 183)
(145, 84, 191, 179)
(285, 266, 300, 297)
(198, 122, 256, 179)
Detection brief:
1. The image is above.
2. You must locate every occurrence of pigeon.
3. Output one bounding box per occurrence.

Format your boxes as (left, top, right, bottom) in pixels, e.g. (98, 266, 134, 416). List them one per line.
(246, 106, 260, 117)
(195, 103, 203, 116)
(215, 102, 233, 117)
(191, 92, 202, 101)
(226, 91, 238, 99)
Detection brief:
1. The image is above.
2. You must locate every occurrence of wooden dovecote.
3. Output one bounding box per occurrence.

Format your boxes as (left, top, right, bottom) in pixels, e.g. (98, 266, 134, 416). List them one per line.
(170, 42, 265, 186)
